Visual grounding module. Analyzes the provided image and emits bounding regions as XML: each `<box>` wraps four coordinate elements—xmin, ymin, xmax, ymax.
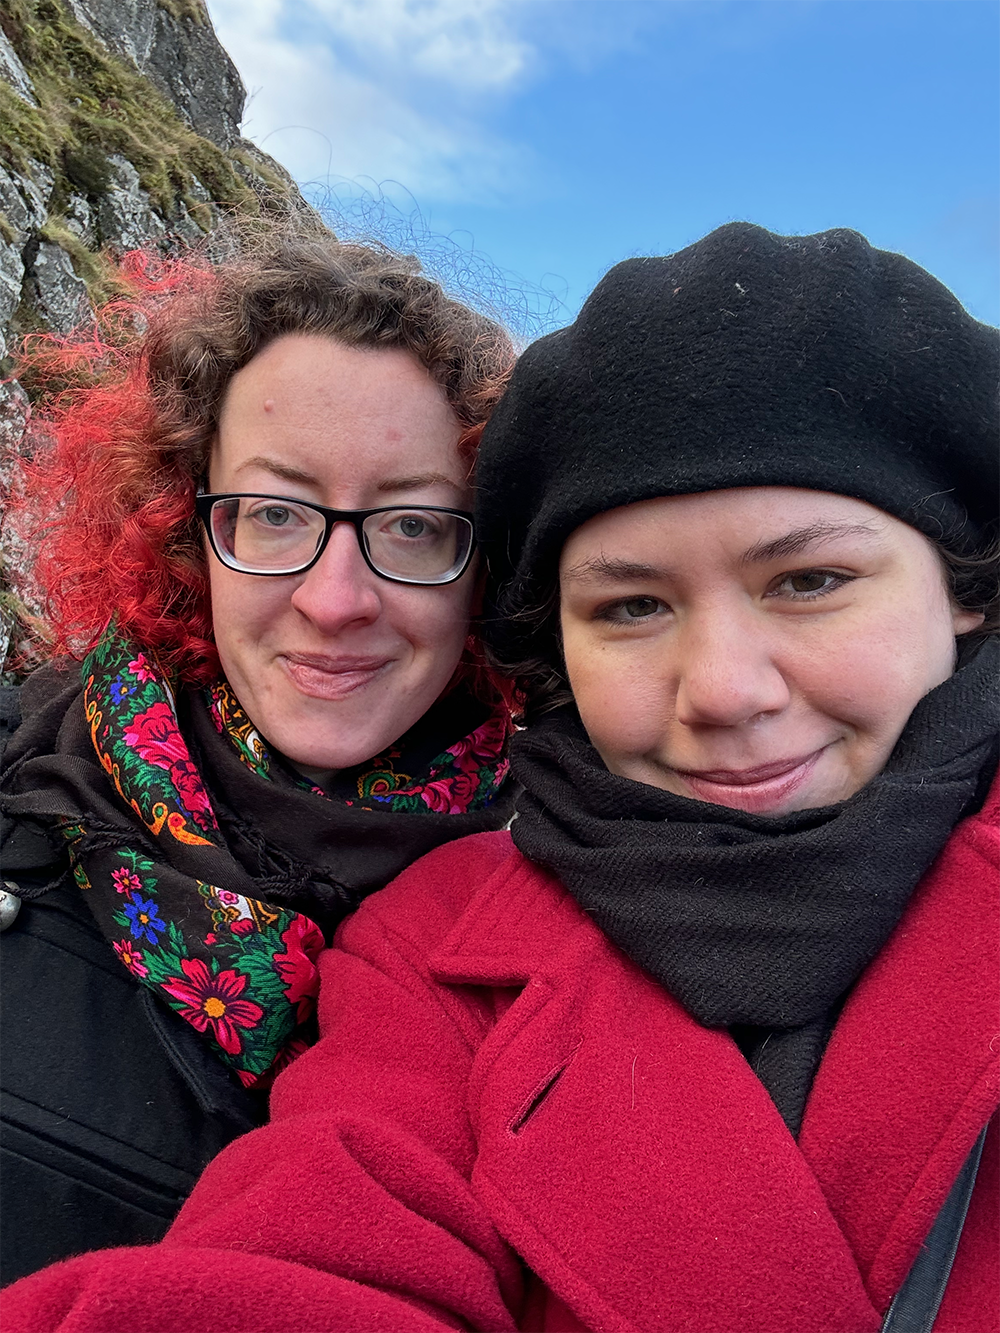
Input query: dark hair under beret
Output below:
<box><xmin>476</xmin><ymin>222</ymin><xmax>999</xmax><ymax>653</ymax></box>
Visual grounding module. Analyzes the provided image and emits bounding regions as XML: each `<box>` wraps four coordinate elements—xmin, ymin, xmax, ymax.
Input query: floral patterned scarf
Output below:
<box><xmin>12</xmin><ymin>629</ymin><xmax>511</xmax><ymax>1087</ymax></box>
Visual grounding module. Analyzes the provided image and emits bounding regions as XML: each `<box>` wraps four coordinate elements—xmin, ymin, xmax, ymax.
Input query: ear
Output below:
<box><xmin>951</xmin><ymin>605</ymin><xmax>985</xmax><ymax>637</ymax></box>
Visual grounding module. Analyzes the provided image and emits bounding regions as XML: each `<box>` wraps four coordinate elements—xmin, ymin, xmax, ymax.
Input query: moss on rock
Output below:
<box><xmin>155</xmin><ymin>0</ymin><xmax>208</xmax><ymax>25</ymax></box>
<box><xmin>0</xmin><ymin>0</ymin><xmax>255</xmax><ymax>221</ymax></box>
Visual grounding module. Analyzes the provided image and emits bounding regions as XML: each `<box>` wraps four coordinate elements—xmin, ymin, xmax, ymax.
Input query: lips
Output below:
<box><xmin>281</xmin><ymin>652</ymin><xmax>392</xmax><ymax>701</ymax></box>
<box><xmin>678</xmin><ymin>754</ymin><xmax>819</xmax><ymax>785</ymax></box>
<box><xmin>676</xmin><ymin>748</ymin><xmax>827</xmax><ymax>813</ymax></box>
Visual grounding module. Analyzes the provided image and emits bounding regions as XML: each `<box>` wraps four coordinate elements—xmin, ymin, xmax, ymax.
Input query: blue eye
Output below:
<box><xmin>398</xmin><ymin>515</ymin><xmax>428</xmax><ymax>538</ymax></box>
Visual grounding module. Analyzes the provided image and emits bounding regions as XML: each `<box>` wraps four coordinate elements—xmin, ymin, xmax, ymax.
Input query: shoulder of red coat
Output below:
<box><xmin>336</xmin><ymin>829</ymin><xmax>519</xmax><ymax>951</ymax></box>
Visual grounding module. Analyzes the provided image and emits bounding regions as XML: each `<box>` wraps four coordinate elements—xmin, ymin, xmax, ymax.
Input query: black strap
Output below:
<box><xmin>880</xmin><ymin>1125</ymin><xmax>988</xmax><ymax>1333</ymax></box>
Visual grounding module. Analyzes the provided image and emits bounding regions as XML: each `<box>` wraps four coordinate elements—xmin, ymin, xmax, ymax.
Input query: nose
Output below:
<box><xmin>289</xmin><ymin>522</ymin><xmax>383</xmax><ymax>631</ymax></box>
<box><xmin>673</xmin><ymin>606</ymin><xmax>790</xmax><ymax>728</ymax></box>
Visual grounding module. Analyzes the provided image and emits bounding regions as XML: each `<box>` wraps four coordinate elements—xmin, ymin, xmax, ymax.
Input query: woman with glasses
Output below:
<box><xmin>0</xmin><ymin>236</ymin><xmax>515</xmax><ymax>1283</ymax></box>
<box><xmin>5</xmin><ymin>223</ymin><xmax>995</xmax><ymax>1333</ymax></box>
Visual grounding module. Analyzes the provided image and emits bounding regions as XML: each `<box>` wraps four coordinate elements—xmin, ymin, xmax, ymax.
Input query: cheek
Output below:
<box><xmin>795</xmin><ymin>594</ymin><xmax>958</xmax><ymax>740</ymax></box>
<box><xmin>563</xmin><ymin>631</ymin><xmax>668</xmax><ymax>755</ymax></box>
<box><xmin>389</xmin><ymin>580</ymin><xmax>476</xmax><ymax>665</ymax></box>
<box><xmin>208</xmin><ymin>565</ymin><xmax>284</xmax><ymax>661</ymax></box>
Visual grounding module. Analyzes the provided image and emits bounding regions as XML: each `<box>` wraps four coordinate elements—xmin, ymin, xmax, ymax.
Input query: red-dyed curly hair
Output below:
<box><xmin>9</xmin><ymin>238</ymin><xmax>516</xmax><ymax>687</ymax></box>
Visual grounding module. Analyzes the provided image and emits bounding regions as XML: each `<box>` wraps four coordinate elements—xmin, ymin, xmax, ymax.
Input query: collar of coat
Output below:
<box><xmin>421</xmin><ymin>777</ymin><xmax>999</xmax><ymax>1332</ymax></box>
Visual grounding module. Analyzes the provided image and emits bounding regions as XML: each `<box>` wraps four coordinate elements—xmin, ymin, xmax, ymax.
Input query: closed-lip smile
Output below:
<box><xmin>674</xmin><ymin>748</ymin><xmax>829</xmax><ymax>813</ymax></box>
<box><xmin>281</xmin><ymin>652</ymin><xmax>393</xmax><ymax>700</ymax></box>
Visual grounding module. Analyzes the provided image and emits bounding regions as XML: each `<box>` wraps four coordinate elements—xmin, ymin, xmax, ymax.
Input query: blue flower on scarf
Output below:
<box><xmin>124</xmin><ymin>894</ymin><xmax>166</xmax><ymax>946</ymax></box>
<box><xmin>109</xmin><ymin>676</ymin><xmax>131</xmax><ymax>705</ymax></box>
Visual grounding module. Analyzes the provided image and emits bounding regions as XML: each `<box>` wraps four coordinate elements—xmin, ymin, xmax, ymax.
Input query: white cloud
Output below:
<box><xmin>206</xmin><ymin>0</ymin><xmax>533</xmax><ymax>202</ymax></box>
<box><xmin>306</xmin><ymin>0</ymin><xmax>531</xmax><ymax>90</ymax></box>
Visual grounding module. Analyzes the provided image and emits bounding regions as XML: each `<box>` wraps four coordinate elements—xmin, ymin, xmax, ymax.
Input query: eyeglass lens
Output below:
<box><xmin>208</xmin><ymin>497</ymin><xmax>473</xmax><ymax>583</ymax></box>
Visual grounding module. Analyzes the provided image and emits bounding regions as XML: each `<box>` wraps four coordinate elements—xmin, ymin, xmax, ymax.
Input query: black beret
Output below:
<box><xmin>476</xmin><ymin>222</ymin><xmax>998</xmax><ymax>630</ymax></box>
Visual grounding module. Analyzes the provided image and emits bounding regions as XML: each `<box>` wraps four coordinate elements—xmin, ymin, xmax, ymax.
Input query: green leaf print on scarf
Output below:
<box><xmin>64</xmin><ymin>630</ymin><xmax>324</xmax><ymax>1087</ymax></box>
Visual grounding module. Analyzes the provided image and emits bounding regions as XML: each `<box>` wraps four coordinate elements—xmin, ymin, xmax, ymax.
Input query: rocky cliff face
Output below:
<box><xmin>0</xmin><ymin>0</ymin><xmax>325</xmax><ymax>674</ymax></box>
<box><xmin>60</xmin><ymin>0</ymin><xmax>245</xmax><ymax>150</ymax></box>
<box><xmin>0</xmin><ymin>0</ymin><xmax>322</xmax><ymax>346</ymax></box>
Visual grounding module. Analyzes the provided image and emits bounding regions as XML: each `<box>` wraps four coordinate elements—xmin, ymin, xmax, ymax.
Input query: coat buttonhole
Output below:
<box><xmin>510</xmin><ymin>1063</ymin><xmax>569</xmax><ymax>1135</ymax></box>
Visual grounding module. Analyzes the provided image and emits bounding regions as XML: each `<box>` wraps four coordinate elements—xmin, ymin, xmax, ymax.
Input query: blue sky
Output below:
<box><xmin>205</xmin><ymin>0</ymin><xmax>998</xmax><ymax>340</ymax></box>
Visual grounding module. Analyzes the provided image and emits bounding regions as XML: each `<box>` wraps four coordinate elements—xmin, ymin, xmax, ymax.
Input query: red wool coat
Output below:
<box><xmin>4</xmin><ymin>782</ymin><xmax>998</xmax><ymax>1333</ymax></box>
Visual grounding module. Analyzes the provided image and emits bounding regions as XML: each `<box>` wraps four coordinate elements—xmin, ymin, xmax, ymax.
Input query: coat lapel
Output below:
<box><xmin>431</xmin><ymin>854</ymin><xmax>882</xmax><ymax>1333</ymax></box>
<box><xmin>799</xmin><ymin>784</ymin><xmax>1000</xmax><ymax>1310</ymax></box>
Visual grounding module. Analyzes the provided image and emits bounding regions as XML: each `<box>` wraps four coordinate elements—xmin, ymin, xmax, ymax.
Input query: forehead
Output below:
<box><xmin>568</xmin><ymin>487</ymin><xmax>890</xmax><ymax>543</ymax></box>
<box><xmin>214</xmin><ymin>333</ymin><xmax>464</xmax><ymax>484</ymax></box>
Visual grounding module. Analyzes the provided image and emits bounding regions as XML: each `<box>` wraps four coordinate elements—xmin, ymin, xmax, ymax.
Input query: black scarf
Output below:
<box><xmin>511</xmin><ymin>642</ymin><xmax>998</xmax><ymax>1127</ymax></box>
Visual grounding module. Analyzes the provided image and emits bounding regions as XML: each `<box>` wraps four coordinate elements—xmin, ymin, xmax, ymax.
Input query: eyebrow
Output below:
<box><xmin>562</xmin><ymin>520</ymin><xmax>885</xmax><ymax>586</ymax></box>
<box><xmin>375</xmin><ymin>473</ymin><xmax>462</xmax><ymax>494</ymax></box>
<box><xmin>739</xmin><ymin>521</ymin><xmax>884</xmax><ymax>566</ymax></box>
<box><xmin>233</xmin><ymin>457</ymin><xmax>318</xmax><ymax>485</ymax></box>
<box><xmin>230</xmin><ymin>459</ymin><xmax>461</xmax><ymax>494</ymax></box>
<box><xmin>562</xmin><ymin>556</ymin><xmax>667</xmax><ymax>585</ymax></box>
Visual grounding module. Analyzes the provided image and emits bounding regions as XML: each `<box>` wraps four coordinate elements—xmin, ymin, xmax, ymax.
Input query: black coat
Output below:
<box><xmin>0</xmin><ymin>887</ymin><xmax>265</xmax><ymax>1285</ymax></box>
<box><xmin>1</xmin><ymin>687</ymin><xmax>264</xmax><ymax>1285</ymax></box>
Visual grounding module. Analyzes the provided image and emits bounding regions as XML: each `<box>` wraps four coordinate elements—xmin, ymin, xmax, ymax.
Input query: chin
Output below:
<box><xmin>292</xmin><ymin>708</ymin><xmax>424</xmax><ymax>769</ymax></box>
<box><xmin>286</xmin><ymin>737</ymin><xmax>385</xmax><ymax>774</ymax></box>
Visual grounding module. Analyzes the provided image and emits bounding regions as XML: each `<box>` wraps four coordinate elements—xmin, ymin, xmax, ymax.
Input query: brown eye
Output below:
<box><xmin>787</xmin><ymin>571</ymin><xmax>833</xmax><ymax>594</ymax></box>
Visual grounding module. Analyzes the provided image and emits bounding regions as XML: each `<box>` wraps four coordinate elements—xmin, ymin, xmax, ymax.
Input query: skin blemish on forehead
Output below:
<box><xmin>263</xmin><ymin>399</ymin><xmax>275</xmax><ymax>413</ymax></box>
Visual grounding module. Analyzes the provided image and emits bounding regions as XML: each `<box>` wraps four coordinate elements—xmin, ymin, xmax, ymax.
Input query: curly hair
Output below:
<box><xmin>8</xmin><ymin>237</ymin><xmax>516</xmax><ymax>685</ymax></box>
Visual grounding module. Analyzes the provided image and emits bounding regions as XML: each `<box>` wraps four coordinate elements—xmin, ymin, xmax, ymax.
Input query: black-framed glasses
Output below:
<box><xmin>195</xmin><ymin>494</ymin><xmax>476</xmax><ymax>586</ymax></box>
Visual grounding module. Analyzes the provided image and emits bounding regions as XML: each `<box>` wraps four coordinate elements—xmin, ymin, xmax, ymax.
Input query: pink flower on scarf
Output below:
<box><xmin>113</xmin><ymin>938</ymin><xmax>149</xmax><ymax>977</ymax></box>
<box><xmin>123</xmin><ymin>702</ymin><xmax>215</xmax><ymax>829</ymax></box>
<box><xmin>418</xmin><ymin>770</ymin><xmax>479</xmax><ymax>814</ymax></box>
<box><xmin>273</xmin><ymin>914</ymin><xmax>324</xmax><ymax>1023</ymax></box>
<box><xmin>160</xmin><ymin>959</ymin><xmax>263</xmax><ymax>1055</ymax></box>
<box><xmin>112</xmin><ymin>866</ymin><xmax>142</xmax><ymax>896</ymax></box>
<box><xmin>127</xmin><ymin>653</ymin><xmax>156</xmax><ymax>683</ymax></box>
<box><xmin>446</xmin><ymin>715</ymin><xmax>509</xmax><ymax>776</ymax></box>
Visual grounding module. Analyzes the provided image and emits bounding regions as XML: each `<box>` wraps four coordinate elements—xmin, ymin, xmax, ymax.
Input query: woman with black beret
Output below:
<box><xmin>4</xmin><ymin>223</ymin><xmax>996</xmax><ymax>1333</ymax></box>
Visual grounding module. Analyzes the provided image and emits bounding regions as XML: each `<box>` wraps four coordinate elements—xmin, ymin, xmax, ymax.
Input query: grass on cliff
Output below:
<box><xmin>37</xmin><ymin>216</ymin><xmax>128</xmax><ymax>307</ymax></box>
<box><xmin>155</xmin><ymin>0</ymin><xmax>208</xmax><ymax>25</ymax></box>
<box><xmin>0</xmin><ymin>0</ymin><xmax>256</xmax><ymax>229</ymax></box>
